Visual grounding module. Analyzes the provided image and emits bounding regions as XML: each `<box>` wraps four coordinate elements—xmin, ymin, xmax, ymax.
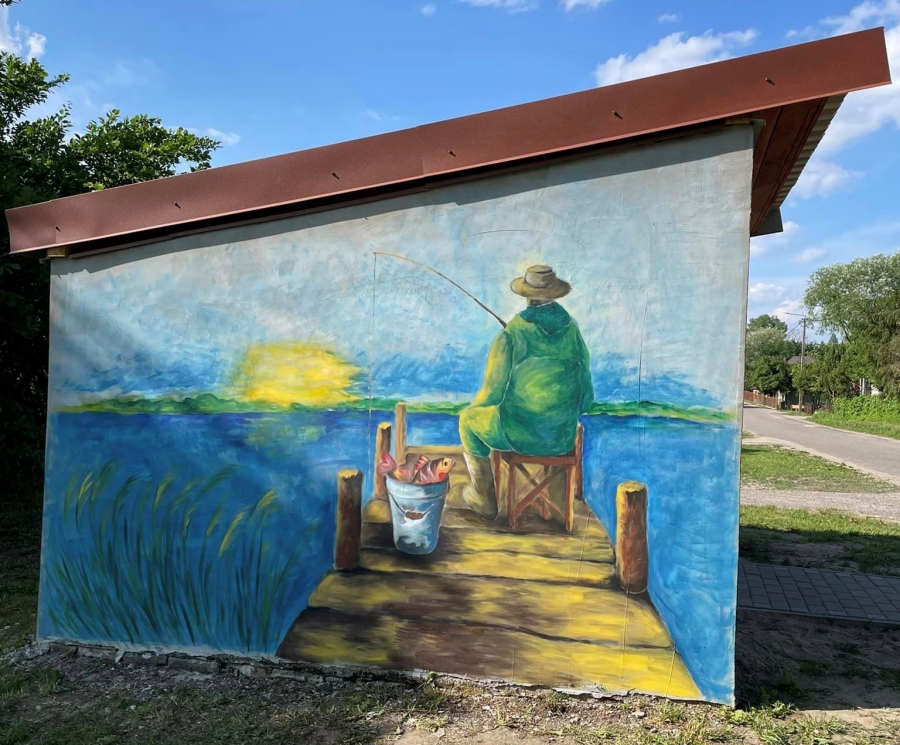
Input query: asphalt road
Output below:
<box><xmin>742</xmin><ymin>405</ymin><xmax>900</xmax><ymax>484</ymax></box>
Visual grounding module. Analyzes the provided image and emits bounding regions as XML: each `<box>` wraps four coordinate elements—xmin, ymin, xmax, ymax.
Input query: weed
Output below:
<box><xmin>543</xmin><ymin>689</ymin><xmax>569</xmax><ymax>714</ymax></box>
<box><xmin>417</xmin><ymin>714</ymin><xmax>449</xmax><ymax>732</ymax></box>
<box><xmin>559</xmin><ymin>723</ymin><xmax>619</xmax><ymax>743</ymax></box>
<box><xmin>657</xmin><ymin>700</ymin><xmax>687</xmax><ymax>724</ymax></box>
<box><xmin>0</xmin><ymin>721</ymin><xmax>30</xmax><ymax>745</ymax></box>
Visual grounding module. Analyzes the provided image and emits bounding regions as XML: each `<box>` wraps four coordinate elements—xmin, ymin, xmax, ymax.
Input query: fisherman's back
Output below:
<box><xmin>498</xmin><ymin>302</ymin><xmax>592</xmax><ymax>456</ymax></box>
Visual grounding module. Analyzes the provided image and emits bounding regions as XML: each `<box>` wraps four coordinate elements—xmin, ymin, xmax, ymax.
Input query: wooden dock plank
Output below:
<box><xmin>277</xmin><ymin>608</ymin><xmax>701</xmax><ymax>700</ymax></box>
<box><xmin>362</xmin><ymin>519</ymin><xmax>613</xmax><ymax>563</ymax></box>
<box><xmin>360</xmin><ymin>547</ymin><xmax>615</xmax><ymax>586</ymax></box>
<box><xmin>308</xmin><ymin>571</ymin><xmax>673</xmax><ymax>648</ymax></box>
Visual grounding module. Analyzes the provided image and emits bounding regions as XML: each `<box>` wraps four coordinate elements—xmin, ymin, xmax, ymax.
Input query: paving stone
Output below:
<box><xmin>738</xmin><ymin>561</ymin><xmax>900</xmax><ymax>624</ymax></box>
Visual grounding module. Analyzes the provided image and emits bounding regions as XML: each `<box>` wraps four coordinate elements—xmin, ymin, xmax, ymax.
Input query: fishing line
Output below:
<box><xmin>373</xmin><ymin>251</ymin><xmax>507</xmax><ymax>328</ymax></box>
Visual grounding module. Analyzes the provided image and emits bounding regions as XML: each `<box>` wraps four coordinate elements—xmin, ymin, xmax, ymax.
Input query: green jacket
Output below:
<box><xmin>472</xmin><ymin>302</ymin><xmax>594</xmax><ymax>455</ymax></box>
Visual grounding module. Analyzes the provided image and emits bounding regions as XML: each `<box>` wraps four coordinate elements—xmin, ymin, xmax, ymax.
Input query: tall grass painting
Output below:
<box><xmin>41</xmin><ymin>458</ymin><xmax>329</xmax><ymax>655</ymax></box>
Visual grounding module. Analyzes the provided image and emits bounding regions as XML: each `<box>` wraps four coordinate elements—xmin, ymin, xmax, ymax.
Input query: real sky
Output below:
<box><xmin>3</xmin><ymin>0</ymin><xmax>899</xmax><ymax>342</ymax></box>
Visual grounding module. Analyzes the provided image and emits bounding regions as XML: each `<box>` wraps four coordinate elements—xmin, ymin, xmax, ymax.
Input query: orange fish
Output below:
<box><xmin>412</xmin><ymin>456</ymin><xmax>455</xmax><ymax>485</ymax></box>
<box><xmin>377</xmin><ymin>452</ymin><xmax>418</xmax><ymax>482</ymax></box>
<box><xmin>377</xmin><ymin>453</ymin><xmax>455</xmax><ymax>484</ymax></box>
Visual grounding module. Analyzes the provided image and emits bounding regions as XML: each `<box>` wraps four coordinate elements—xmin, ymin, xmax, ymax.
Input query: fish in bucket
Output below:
<box><xmin>378</xmin><ymin>454</ymin><xmax>455</xmax><ymax>555</ymax></box>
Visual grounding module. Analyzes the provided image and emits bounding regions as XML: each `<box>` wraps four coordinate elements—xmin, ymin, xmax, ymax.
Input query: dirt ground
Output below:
<box><xmin>3</xmin><ymin>610</ymin><xmax>900</xmax><ymax>744</ymax></box>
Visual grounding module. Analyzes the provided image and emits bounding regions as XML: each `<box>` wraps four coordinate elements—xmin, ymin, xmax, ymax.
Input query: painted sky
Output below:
<box><xmin>49</xmin><ymin>128</ymin><xmax>751</xmax><ymax>412</ymax></box>
<box><xmin>5</xmin><ymin>0</ymin><xmax>899</xmax><ymax>345</ymax></box>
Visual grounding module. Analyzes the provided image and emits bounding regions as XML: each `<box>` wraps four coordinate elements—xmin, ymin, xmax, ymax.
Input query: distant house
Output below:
<box><xmin>788</xmin><ymin>355</ymin><xmax>815</xmax><ymax>366</ymax></box>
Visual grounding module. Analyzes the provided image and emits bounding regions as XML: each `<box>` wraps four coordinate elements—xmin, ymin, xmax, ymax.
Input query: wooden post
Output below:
<box><xmin>335</xmin><ymin>469</ymin><xmax>363</xmax><ymax>570</ymax></box>
<box><xmin>615</xmin><ymin>481</ymin><xmax>648</xmax><ymax>594</ymax></box>
<box><xmin>373</xmin><ymin>422</ymin><xmax>391</xmax><ymax>500</ymax></box>
<box><xmin>394</xmin><ymin>402</ymin><xmax>407</xmax><ymax>465</ymax></box>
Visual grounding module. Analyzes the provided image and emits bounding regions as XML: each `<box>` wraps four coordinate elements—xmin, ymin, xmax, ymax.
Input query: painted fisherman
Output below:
<box><xmin>455</xmin><ymin>265</ymin><xmax>594</xmax><ymax>519</ymax></box>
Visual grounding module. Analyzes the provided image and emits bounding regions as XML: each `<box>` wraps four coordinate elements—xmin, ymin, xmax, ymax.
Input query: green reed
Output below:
<box><xmin>44</xmin><ymin>462</ymin><xmax>318</xmax><ymax>653</ymax></box>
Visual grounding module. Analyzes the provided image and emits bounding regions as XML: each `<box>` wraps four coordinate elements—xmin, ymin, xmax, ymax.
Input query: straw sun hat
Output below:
<box><xmin>510</xmin><ymin>265</ymin><xmax>571</xmax><ymax>300</ymax></box>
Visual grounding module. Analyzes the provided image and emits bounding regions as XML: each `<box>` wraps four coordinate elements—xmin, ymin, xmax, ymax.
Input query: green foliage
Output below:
<box><xmin>0</xmin><ymin>51</ymin><xmax>220</xmax><ymax>503</ymax></box>
<box><xmin>804</xmin><ymin>252</ymin><xmax>900</xmax><ymax>396</ymax></box>
<box><xmin>747</xmin><ymin>314</ymin><xmax>788</xmax><ymax>333</ymax></box>
<box><xmin>809</xmin><ymin>412</ymin><xmax>900</xmax><ymax>440</ymax></box>
<box><xmin>791</xmin><ymin>342</ymin><xmax>853</xmax><ymax>404</ymax></box>
<box><xmin>743</xmin><ymin>320</ymin><xmax>799</xmax><ymax>395</ymax></box>
<box><xmin>831</xmin><ymin>395</ymin><xmax>900</xmax><ymax>422</ymax></box>
<box><xmin>746</xmin><ymin>357</ymin><xmax>793</xmax><ymax>396</ymax></box>
<box><xmin>69</xmin><ymin>110</ymin><xmax>217</xmax><ymax>190</ymax></box>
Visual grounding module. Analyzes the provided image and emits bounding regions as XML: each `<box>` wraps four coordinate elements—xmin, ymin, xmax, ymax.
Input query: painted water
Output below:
<box><xmin>41</xmin><ymin>411</ymin><xmax>737</xmax><ymax>698</ymax></box>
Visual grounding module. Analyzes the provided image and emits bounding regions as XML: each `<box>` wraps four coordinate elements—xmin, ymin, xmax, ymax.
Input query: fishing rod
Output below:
<box><xmin>373</xmin><ymin>251</ymin><xmax>507</xmax><ymax>328</ymax></box>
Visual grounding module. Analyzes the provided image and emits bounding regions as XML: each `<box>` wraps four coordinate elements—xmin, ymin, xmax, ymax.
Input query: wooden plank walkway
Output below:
<box><xmin>277</xmin><ymin>441</ymin><xmax>701</xmax><ymax>699</ymax></box>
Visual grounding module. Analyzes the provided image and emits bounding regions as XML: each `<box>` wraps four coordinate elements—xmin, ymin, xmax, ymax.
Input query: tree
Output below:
<box><xmin>747</xmin><ymin>314</ymin><xmax>788</xmax><ymax>334</ymax></box>
<box><xmin>0</xmin><ymin>51</ymin><xmax>220</xmax><ymax>500</ymax></box>
<box><xmin>792</xmin><ymin>342</ymin><xmax>854</xmax><ymax>404</ymax></box>
<box><xmin>747</xmin><ymin>357</ymin><xmax>793</xmax><ymax>396</ymax></box>
<box><xmin>804</xmin><ymin>252</ymin><xmax>900</xmax><ymax>396</ymax></box>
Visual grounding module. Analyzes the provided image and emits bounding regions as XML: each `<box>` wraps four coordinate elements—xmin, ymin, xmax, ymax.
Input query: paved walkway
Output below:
<box><xmin>738</xmin><ymin>560</ymin><xmax>900</xmax><ymax>623</ymax></box>
<box><xmin>742</xmin><ymin>405</ymin><xmax>900</xmax><ymax>485</ymax></box>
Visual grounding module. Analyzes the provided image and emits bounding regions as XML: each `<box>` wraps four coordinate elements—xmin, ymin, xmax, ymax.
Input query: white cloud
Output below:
<box><xmin>657</xmin><ymin>13</ymin><xmax>680</xmax><ymax>23</ymax></box>
<box><xmin>772</xmin><ymin>298</ymin><xmax>804</xmax><ymax>323</ymax></box>
<box><xmin>594</xmin><ymin>29</ymin><xmax>757</xmax><ymax>86</ymax></box>
<box><xmin>820</xmin><ymin>0</ymin><xmax>900</xmax><ymax>35</ymax></box>
<box><xmin>0</xmin><ymin>8</ymin><xmax>46</xmax><ymax>60</ymax></box>
<box><xmin>748</xmin><ymin>282</ymin><xmax>787</xmax><ymax>302</ymax></box>
<box><xmin>799</xmin><ymin>2</ymin><xmax>900</xmax><ymax>154</ymax></box>
<box><xmin>205</xmin><ymin>128</ymin><xmax>240</xmax><ymax>147</ymax></box>
<box><xmin>792</xmin><ymin>158</ymin><xmax>860</xmax><ymax>198</ymax></box>
<box><xmin>750</xmin><ymin>220</ymin><xmax>800</xmax><ymax>258</ymax></box>
<box><xmin>421</xmin><ymin>3</ymin><xmax>437</xmax><ymax>15</ymax></box>
<box><xmin>791</xmin><ymin>248</ymin><xmax>828</xmax><ymax>264</ymax></box>
<box><xmin>459</xmin><ymin>0</ymin><xmax>538</xmax><ymax>12</ymax></box>
<box><xmin>562</xmin><ymin>0</ymin><xmax>611</xmax><ymax>9</ymax></box>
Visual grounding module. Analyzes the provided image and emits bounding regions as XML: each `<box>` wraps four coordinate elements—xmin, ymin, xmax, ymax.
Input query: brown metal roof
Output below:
<box><xmin>6</xmin><ymin>28</ymin><xmax>891</xmax><ymax>258</ymax></box>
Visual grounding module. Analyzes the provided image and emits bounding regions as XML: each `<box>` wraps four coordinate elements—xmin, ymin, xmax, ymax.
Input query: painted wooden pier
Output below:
<box><xmin>277</xmin><ymin>406</ymin><xmax>701</xmax><ymax>699</ymax></box>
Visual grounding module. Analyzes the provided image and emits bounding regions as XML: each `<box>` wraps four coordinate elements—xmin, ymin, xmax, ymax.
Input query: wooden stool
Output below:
<box><xmin>492</xmin><ymin>424</ymin><xmax>583</xmax><ymax>532</ymax></box>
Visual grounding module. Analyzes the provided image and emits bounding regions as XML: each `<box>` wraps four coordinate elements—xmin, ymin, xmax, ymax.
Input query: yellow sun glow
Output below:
<box><xmin>230</xmin><ymin>343</ymin><xmax>359</xmax><ymax>408</ymax></box>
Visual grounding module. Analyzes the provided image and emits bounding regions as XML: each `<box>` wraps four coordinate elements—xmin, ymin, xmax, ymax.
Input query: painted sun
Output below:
<box><xmin>230</xmin><ymin>342</ymin><xmax>360</xmax><ymax>408</ymax></box>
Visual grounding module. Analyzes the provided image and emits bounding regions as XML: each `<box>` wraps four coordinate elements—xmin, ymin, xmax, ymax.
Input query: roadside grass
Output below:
<box><xmin>740</xmin><ymin>505</ymin><xmax>900</xmax><ymax>574</ymax></box>
<box><xmin>740</xmin><ymin>444</ymin><xmax>895</xmax><ymax>492</ymax></box>
<box><xmin>809</xmin><ymin>412</ymin><xmax>900</xmax><ymax>441</ymax></box>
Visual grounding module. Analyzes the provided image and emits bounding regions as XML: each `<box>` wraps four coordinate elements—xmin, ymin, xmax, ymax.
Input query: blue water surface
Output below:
<box><xmin>41</xmin><ymin>410</ymin><xmax>737</xmax><ymax>701</ymax></box>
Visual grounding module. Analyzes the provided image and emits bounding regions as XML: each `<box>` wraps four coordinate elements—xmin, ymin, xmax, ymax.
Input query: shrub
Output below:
<box><xmin>832</xmin><ymin>396</ymin><xmax>900</xmax><ymax>423</ymax></box>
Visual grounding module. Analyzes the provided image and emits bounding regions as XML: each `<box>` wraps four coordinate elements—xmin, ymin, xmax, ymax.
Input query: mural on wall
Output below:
<box><xmin>40</xmin><ymin>126</ymin><xmax>752</xmax><ymax>704</ymax></box>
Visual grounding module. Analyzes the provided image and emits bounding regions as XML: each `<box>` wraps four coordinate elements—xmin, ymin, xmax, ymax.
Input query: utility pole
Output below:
<box><xmin>784</xmin><ymin>311</ymin><xmax>809</xmax><ymax>412</ymax></box>
<box><xmin>800</xmin><ymin>317</ymin><xmax>807</xmax><ymax>369</ymax></box>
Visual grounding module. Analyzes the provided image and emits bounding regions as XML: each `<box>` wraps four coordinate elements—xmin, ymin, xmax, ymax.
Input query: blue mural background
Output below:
<box><xmin>41</xmin><ymin>126</ymin><xmax>752</xmax><ymax>703</ymax></box>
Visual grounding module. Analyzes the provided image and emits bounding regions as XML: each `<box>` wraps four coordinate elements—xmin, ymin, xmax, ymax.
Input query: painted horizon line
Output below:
<box><xmin>57</xmin><ymin>393</ymin><xmax>736</xmax><ymax>424</ymax></box>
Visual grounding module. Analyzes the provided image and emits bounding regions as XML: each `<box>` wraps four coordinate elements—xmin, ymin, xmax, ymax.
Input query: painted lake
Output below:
<box><xmin>41</xmin><ymin>409</ymin><xmax>738</xmax><ymax>698</ymax></box>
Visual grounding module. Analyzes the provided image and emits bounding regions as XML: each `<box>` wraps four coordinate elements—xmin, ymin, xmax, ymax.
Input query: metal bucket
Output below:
<box><xmin>385</xmin><ymin>477</ymin><xmax>448</xmax><ymax>555</ymax></box>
